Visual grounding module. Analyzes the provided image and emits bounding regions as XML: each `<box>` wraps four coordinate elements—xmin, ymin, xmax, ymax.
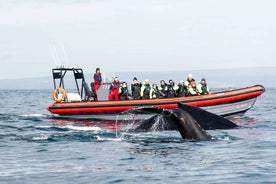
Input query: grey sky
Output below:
<box><xmin>1</xmin><ymin>0</ymin><xmax>276</xmax><ymax>79</ymax></box>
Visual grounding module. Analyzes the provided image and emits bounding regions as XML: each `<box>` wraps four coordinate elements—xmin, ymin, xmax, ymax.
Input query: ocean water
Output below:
<box><xmin>0</xmin><ymin>88</ymin><xmax>275</xmax><ymax>184</ymax></box>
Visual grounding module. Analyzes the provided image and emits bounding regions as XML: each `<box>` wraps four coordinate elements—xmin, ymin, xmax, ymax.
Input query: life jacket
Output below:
<box><xmin>177</xmin><ymin>84</ymin><xmax>186</xmax><ymax>97</ymax></box>
<box><xmin>119</xmin><ymin>87</ymin><xmax>129</xmax><ymax>100</ymax></box>
<box><xmin>159</xmin><ymin>84</ymin><xmax>167</xmax><ymax>97</ymax></box>
<box><xmin>94</xmin><ymin>73</ymin><xmax>102</xmax><ymax>85</ymax></box>
<box><xmin>151</xmin><ymin>86</ymin><xmax>159</xmax><ymax>98</ymax></box>
<box><xmin>131</xmin><ymin>83</ymin><xmax>141</xmax><ymax>99</ymax></box>
<box><xmin>187</xmin><ymin>82</ymin><xmax>198</xmax><ymax>96</ymax></box>
<box><xmin>197</xmin><ymin>83</ymin><xmax>209</xmax><ymax>95</ymax></box>
<box><xmin>142</xmin><ymin>84</ymin><xmax>151</xmax><ymax>99</ymax></box>
<box><xmin>110</xmin><ymin>81</ymin><xmax>120</xmax><ymax>91</ymax></box>
<box><xmin>167</xmin><ymin>84</ymin><xmax>175</xmax><ymax>98</ymax></box>
<box><xmin>202</xmin><ymin>84</ymin><xmax>208</xmax><ymax>93</ymax></box>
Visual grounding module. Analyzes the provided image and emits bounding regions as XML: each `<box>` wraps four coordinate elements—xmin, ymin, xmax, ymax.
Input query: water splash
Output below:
<box><xmin>65</xmin><ymin>125</ymin><xmax>101</xmax><ymax>131</ymax></box>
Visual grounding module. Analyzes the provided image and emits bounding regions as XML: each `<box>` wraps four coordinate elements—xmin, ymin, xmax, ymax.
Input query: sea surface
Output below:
<box><xmin>0</xmin><ymin>88</ymin><xmax>275</xmax><ymax>184</ymax></box>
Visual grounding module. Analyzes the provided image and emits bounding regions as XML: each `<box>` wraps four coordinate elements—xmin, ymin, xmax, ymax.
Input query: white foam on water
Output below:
<box><xmin>32</xmin><ymin>135</ymin><xmax>49</xmax><ymax>140</ymax></box>
<box><xmin>95</xmin><ymin>135</ymin><xmax>123</xmax><ymax>142</ymax></box>
<box><xmin>36</xmin><ymin>125</ymin><xmax>52</xmax><ymax>129</ymax></box>
<box><xmin>20</xmin><ymin>114</ymin><xmax>45</xmax><ymax>117</ymax></box>
<box><xmin>65</xmin><ymin>125</ymin><xmax>101</xmax><ymax>131</ymax></box>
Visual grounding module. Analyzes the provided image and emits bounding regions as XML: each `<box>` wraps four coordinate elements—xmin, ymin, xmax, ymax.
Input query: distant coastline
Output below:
<box><xmin>0</xmin><ymin>67</ymin><xmax>275</xmax><ymax>89</ymax></box>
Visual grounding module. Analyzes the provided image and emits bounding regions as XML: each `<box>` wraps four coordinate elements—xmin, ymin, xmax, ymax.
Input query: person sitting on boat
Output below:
<box><xmin>197</xmin><ymin>78</ymin><xmax>209</xmax><ymax>95</ymax></box>
<box><xmin>131</xmin><ymin>77</ymin><xmax>142</xmax><ymax>100</ymax></box>
<box><xmin>184</xmin><ymin>73</ymin><xmax>194</xmax><ymax>91</ymax></box>
<box><xmin>187</xmin><ymin>78</ymin><xmax>199</xmax><ymax>96</ymax></box>
<box><xmin>119</xmin><ymin>81</ymin><xmax>130</xmax><ymax>100</ymax></box>
<box><xmin>158</xmin><ymin>80</ymin><xmax>168</xmax><ymax>98</ymax></box>
<box><xmin>177</xmin><ymin>80</ymin><xmax>187</xmax><ymax>97</ymax></box>
<box><xmin>140</xmin><ymin>79</ymin><xmax>152</xmax><ymax>99</ymax></box>
<box><xmin>167</xmin><ymin>79</ymin><xmax>178</xmax><ymax>98</ymax></box>
<box><xmin>108</xmin><ymin>77</ymin><xmax>120</xmax><ymax>101</ymax></box>
<box><xmin>93</xmin><ymin>67</ymin><xmax>102</xmax><ymax>101</ymax></box>
<box><xmin>150</xmin><ymin>82</ymin><xmax>159</xmax><ymax>99</ymax></box>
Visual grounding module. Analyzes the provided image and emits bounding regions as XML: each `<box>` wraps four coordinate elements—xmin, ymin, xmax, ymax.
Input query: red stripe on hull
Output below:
<box><xmin>47</xmin><ymin>85</ymin><xmax>264</xmax><ymax>115</ymax></box>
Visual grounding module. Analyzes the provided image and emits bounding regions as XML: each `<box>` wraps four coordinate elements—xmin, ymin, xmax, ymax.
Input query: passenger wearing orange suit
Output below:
<box><xmin>108</xmin><ymin>77</ymin><xmax>120</xmax><ymax>101</ymax></box>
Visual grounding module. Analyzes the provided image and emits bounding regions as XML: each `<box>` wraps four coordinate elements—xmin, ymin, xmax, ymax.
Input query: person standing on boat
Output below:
<box><xmin>140</xmin><ymin>79</ymin><xmax>152</xmax><ymax>99</ymax></box>
<box><xmin>108</xmin><ymin>77</ymin><xmax>120</xmax><ymax>101</ymax></box>
<box><xmin>197</xmin><ymin>78</ymin><xmax>209</xmax><ymax>95</ymax></box>
<box><xmin>119</xmin><ymin>81</ymin><xmax>130</xmax><ymax>100</ymax></box>
<box><xmin>131</xmin><ymin>77</ymin><xmax>142</xmax><ymax>100</ymax></box>
<box><xmin>158</xmin><ymin>80</ymin><xmax>168</xmax><ymax>98</ymax></box>
<box><xmin>93</xmin><ymin>67</ymin><xmax>102</xmax><ymax>101</ymax></box>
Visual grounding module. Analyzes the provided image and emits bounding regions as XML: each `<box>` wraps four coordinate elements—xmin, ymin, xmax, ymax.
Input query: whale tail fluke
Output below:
<box><xmin>170</xmin><ymin>109</ymin><xmax>212</xmax><ymax>141</ymax></box>
<box><xmin>129</xmin><ymin>102</ymin><xmax>238</xmax><ymax>141</ymax></box>
<box><xmin>135</xmin><ymin>115</ymin><xmax>177</xmax><ymax>131</ymax></box>
<box><xmin>177</xmin><ymin>103</ymin><xmax>238</xmax><ymax>130</ymax></box>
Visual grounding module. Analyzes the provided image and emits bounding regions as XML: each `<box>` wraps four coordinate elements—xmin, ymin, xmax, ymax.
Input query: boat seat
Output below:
<box><xmin>66</xmin><ymin>93</ymin><xmax>82</xmax><ymax>102</ymax></box>
<box><xmin>83</xmin><ymin>82</ymin><xmax>95</xmax><ymax>101</ymax></box>
<box><xmin>97</xmin><ymin>84</ymin><xmax>110</xmax><ymax>101</ymax></box>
